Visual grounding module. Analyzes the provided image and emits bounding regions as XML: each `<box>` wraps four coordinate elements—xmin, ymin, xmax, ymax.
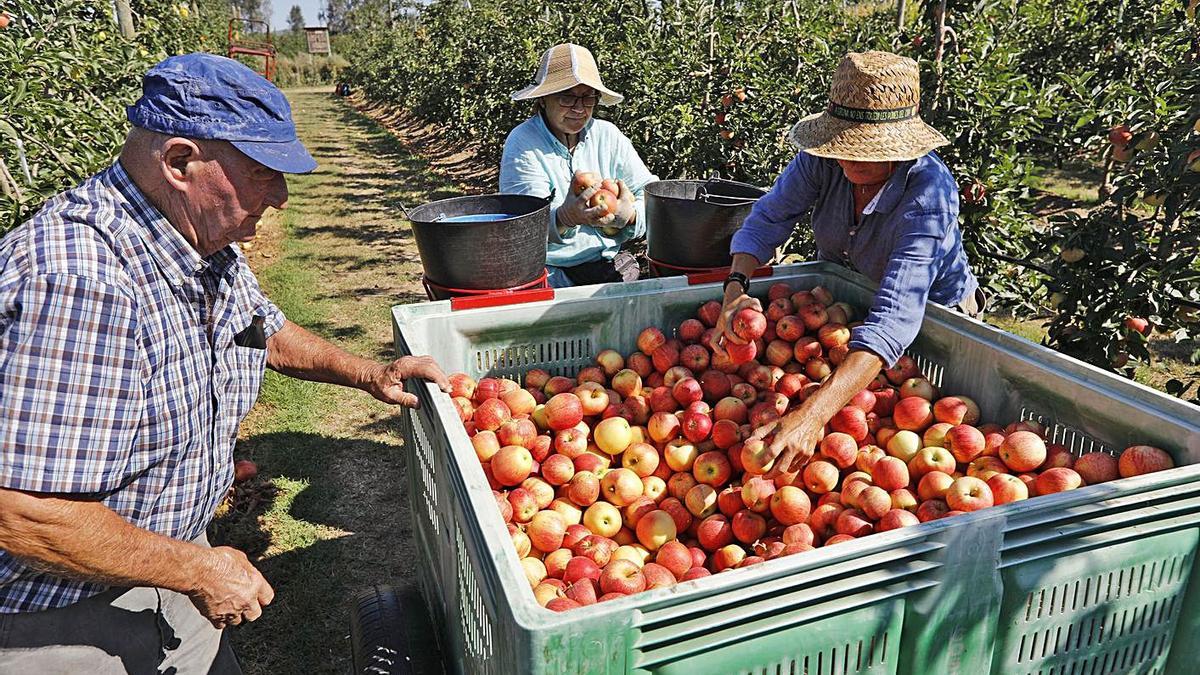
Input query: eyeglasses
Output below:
<box><xmin>555</xmin><ymin>93</ymin><xmax>600</xmax><ymax>109</ymax></box>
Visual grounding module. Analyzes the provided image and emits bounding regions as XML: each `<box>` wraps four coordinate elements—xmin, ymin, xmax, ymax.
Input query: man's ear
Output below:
<box><xmin>160</xmin><ymin>137</ymin><xmax>203</xmax><ymax>190</ymax></box>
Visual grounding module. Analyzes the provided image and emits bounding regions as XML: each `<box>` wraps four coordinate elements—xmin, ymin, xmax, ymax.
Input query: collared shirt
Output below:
<box><xmin>731</xmin><ymin>151</ymin><xmax>978</xmax><ymax>367</ymax></box>
<box><xmin>499</xmin><ymin>113</ymin><xmax>659</xmax><ymax>267</ymax></box>
<box><xmin>0</xmin><ymin>162</ymin><xmax>285</xmax><ymax>613</ymax></box>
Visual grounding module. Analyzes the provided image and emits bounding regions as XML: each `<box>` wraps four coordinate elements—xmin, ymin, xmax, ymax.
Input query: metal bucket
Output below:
<box><xmin>407</xmin><ymin>193</ymin><xmax>550</xmax><ymax>290</ymax></box>
<box><xmin>645</xmin><ymin>178</ymin><xmax>765</xmax><ymax>269</ymax></box>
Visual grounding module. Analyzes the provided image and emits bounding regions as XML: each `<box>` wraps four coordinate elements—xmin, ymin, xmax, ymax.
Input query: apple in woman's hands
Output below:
<box><xmin>571</xmin><ymin>171</ymin><xmax>600</xmax><ymax>196</ymax></box>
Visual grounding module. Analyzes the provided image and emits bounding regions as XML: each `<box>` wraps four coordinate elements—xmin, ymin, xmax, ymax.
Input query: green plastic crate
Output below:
<box><xmin>390</xmin><ymin>262</ymin><xmax>1200</xmax><ymax>674</ymax></box>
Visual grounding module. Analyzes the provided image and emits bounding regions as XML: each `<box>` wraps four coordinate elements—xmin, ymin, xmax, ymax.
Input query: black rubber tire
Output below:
<box><xmin>349</xmin><ymin>585</ymin><xmax>443</xmax><ymax>675</ymax></box>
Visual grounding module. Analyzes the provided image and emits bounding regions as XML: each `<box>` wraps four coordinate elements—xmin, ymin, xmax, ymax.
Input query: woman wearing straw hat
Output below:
<box><xmin>500</xmin><ymin>43</ymin><xmax>658</xmax><ymax>288</ymax></box>
<box><xmin>715</xmin><ymin>50</ymin><xmax>983</xmax><ymax>477</ymax></box>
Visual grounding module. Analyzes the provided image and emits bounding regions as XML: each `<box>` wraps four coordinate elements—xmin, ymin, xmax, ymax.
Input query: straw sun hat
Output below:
<box><xmin>511</xmin><ymin>43</ymin><xmax>623</xmax><ymax>106</ymax></box>
<box><xmin>789</xmin><ymin>50</ymin><xmax>948</xmax><ymax>162</ymax></box>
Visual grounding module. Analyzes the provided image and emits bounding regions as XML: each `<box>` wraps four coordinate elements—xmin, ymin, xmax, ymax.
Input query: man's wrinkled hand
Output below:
<box><xmin>190</xmin><ymin>546</ymin><xmax>275</xmax><ymax>629</ymax></box>
<box><xmin>367</xmin><ymin>355</ymin><xmax>450</xmax><ymax>408</ymax></box>
<box><xmin>751</xmin><ymin>408</ymin><xmax>823</xmax><ymax>479</ymax></box>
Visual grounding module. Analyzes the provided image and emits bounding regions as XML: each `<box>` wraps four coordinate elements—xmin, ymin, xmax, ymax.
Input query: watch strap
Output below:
<box><xmin>723</xmin><ymin>271</ymin><xmax>750</xmax><ymax>295</ymax></box>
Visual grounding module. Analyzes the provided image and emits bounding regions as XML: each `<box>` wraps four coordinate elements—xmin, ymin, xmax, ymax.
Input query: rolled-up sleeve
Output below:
<box><xmin>848</xmin><ymin>205</ymin><xmax>953</xmax><ymax>367</ymax></box>
<box><xmin>730</xmin><ymin>153</ymin><xmax>821</xmax><ymax>263</ymax></box>
<box><xmin>0</xmin><ymin>274</ymin><xmax>146</xmax><ymax>495</ymax></box>
<box><xmin>500</xmin><ymin>142</ymin><xmax>576</xmax><ymax>245</ymax></box>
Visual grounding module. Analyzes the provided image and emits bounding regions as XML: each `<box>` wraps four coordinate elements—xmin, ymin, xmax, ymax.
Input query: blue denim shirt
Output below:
<box><xmin>500</xmin><ymin>113</ymin><xmax>658</xmax><ymax>267</ymax></box>
<box><xmin>731</xmin><ymin>151</ymin><xmax>978</xmax><ymax>367</ymax></box>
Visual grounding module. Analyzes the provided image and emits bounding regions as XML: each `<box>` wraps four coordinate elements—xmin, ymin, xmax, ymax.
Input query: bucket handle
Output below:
<box><xmin>698</xmin><ymin>178</ymin><xmax>761</xmax><ymax>207</ymax></box>
<box><xmin>411</xmin><ymin>191</ymin><xmax>555</xmax><ymax>222</ymax></box>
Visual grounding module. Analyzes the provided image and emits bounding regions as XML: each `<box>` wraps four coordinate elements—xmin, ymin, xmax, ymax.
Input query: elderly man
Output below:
<box><xmin>0</xmin><ymin>54</ymin><xmax>448</xmax><ymax>673</ymax></box>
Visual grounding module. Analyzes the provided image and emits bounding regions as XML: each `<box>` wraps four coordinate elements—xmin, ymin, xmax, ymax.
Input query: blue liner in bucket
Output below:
<box><xmin>438</xmin><ymin>214</ymin><xmax>520</xmax><ymax>223</ymax></box>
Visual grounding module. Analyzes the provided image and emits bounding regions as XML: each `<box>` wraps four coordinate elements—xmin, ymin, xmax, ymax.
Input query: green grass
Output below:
<box><xmin>1028</xmin><ymin>160</ymin><xmax>1104</xmax><ymax>208</ymax></box>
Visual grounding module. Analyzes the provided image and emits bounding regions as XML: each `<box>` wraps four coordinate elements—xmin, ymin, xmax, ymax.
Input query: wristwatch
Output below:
<box><xmin>723</xmin><ymin>271</ymin><xmax>750</xmax><ymax>296</ymax></box>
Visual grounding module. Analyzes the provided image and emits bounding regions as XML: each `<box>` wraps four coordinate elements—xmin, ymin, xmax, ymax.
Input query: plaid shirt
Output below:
<box><xmin>0</xmin><ymin>162</ymin><xmax>285</xmax><ymax>613</ymax></box>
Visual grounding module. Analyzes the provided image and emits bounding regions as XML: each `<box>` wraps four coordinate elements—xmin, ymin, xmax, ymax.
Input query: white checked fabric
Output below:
<box><xmin>0</xmin><ymin>161</ymin><xmax>285</xmax><ymax>612</ymax></box>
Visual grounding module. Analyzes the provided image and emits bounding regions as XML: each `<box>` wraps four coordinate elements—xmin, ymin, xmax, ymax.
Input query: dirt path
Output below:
<box><xmin>209</xmin><ymin>87</ymin><xmax>482</xmax><ymax>674</ymax></box>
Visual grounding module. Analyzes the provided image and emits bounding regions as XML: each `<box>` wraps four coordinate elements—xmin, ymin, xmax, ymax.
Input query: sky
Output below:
<box><xmin>271</xmin><ymin>0</ymin><xmax>325</xmax><ymax>30</ymax></box>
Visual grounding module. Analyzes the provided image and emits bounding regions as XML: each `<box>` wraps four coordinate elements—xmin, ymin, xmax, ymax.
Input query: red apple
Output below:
<box><xmin>492</xmin><ymin>445</ymin><xmax>534</xmax><ymax>486</ymax></box>
<box><xmin>829</xmin><ymin>406</ymin><xmax>869</xmax><ymax>441</ymax></box>
<box><xmin>967</xmin><ymin>456</ymin><xmax>1009</xmax><ymax>482</ymax></box>
<box><xmin>988</xmin><ymin>473</ymin><xmax>1029</xmax><ymax>505</ymax></box>
<box><xmin>908</xmin><ymin>446</ymin><xmax>956</xmax><ymax>479</ymax></box>
<box><xmin>917</xmin><ymin>470</ymin><xmax>954</xmax><ymax>501</ymax></box>
<box><xmin>877</xmin><ymin>508</ymin><xmax>920</xmax><ymax>532</ymax></box>
<box><xmin>1075</xmin><ymin>451</ymin><xmax>1120</xmax><ymax>484</ymax></box>
<box><xmin>655</xmin><ymin>540</ymin><xmax>692</xmax><ymax>579</ymax></box>
<box><xmin>684</xmin><ymin>484</ymin><xmax>718</xmax><ymax>519</ymax></box>
<box><xmin>819</xmin><ymin>432</ymin><xmax>859</xmax><ymax>469</ymax></box>
<box><xmin>565</xmin><ymin>471</ymin><xmax>600</xmax><ymax>507</ymax></box>
<box><xmin>1043</xmin><ymin>444</ymin><xmax>1075</xmax><ymax>470</ymax></box>
<box><xmin>732</xmin><ymin>510</ymin><xmax>767</xmax><ymax>544</ymax></box>
<box><xmin>1000</xmin><ymin>431</ymin><xmax>1047</xmax><ymax>473</ymax></box>
<box><xmin>1035</xmin><ymin>467</ymin><xmax>1083</xmax><ymax>495</ymax></box>
<box><xmin>697</xmin><ymin>514</ymin><xmax>734</xmax><ymax>551</ymax></box>
<box><xmin>871</xmin><ymin>456</ymin><xmax>910</xmax><ymax>491</ymax></box>
<box><xmin>933</xmin><ymin>395</ymin><xmax>981</xmax><ymax>426</ymax></box>
<box><xmin>544</xmin><ymin>393</ymin><xmax>584</xmax><ymax>431</ymax></box>
<box><xmin>802</xmin><ymin>460</ymin><xmax>840</xmax><ymax>494</ymax></box>
<box><xmin>1118</xmin><ymin>445</ymin><xmax>1174</xmax><ymax>477</ymax></box>
<box><xmin>600</xmin><ymin>468</ymin><xmax>643</xmax><ymax>507</ymax></box>
<box><xmin>732</xmin><ymin>308</ymin><xmax>768</xmax><ymax>341</ymax></box>
<box><xmin>599</xmin><ymin>559</ymin><xmax>646</xmax><ymax>595</ymax></box>
<box><xmin>857</xmin><ymin>486</ymin><xmax>892</xmax><ymax>521</ymax></box>
<box><xmin>893</xmin><ymin>397</ymin><xmax>934</xmax><ymax>431</ymax></box>
<box><xmin>635</xmin><ymin>509</ymin><xmax>677</xmax><ymax>551</ymax></box>
<box><xmin>741</xmin><ymin>476</ymin><xmax>776</xmax><ymax>513</ymax></box>
<box><xmin>692</xmin><ymin>451</ymin><xmax>732</xmax><ymax>487</ymax></box>
<box><xmin>945</xmin><ymin>424</ymin><xmax>986</xmax><ymax>463</ymax></box>
<box><xmin>946</xmin><ymin>476</ymin><xmax>993</xmax><ymax>512</ymax></box>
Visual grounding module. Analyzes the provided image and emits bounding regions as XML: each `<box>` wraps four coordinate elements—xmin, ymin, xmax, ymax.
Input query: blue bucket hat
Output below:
<box><xmin>127</xmin><ymin>53</ymin><xmax>317</xmax><ymax>174</ymax></box>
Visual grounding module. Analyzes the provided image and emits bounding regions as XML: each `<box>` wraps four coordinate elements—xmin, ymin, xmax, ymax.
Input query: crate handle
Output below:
<box><xmin>686</xmin><ymin>265</ymin><xmax>774</xmax><ymax>286</ymax></box>
<box><xmin>449</xmin><ymin>287</ymin><xmax>555</xmax><ymax>311</ymax></box>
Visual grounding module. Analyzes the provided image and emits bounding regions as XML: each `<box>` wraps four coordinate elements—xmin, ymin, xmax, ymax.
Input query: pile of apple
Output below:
<box><xmin>446</xmin><ymin>283</ymin><xmax>1176</xmax><ymax>612</ymax></box>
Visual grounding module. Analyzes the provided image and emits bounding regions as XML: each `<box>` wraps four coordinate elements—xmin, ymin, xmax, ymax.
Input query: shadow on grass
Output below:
<box><xmin>209</xmin><ymin>430</ymin><xmax>428</xmax><ymax>674</ymax></box>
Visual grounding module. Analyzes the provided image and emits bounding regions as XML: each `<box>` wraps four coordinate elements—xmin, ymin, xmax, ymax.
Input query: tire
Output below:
<box><xmin>349</xmin><ymin>585</ymin><xmax>443</xmax><ymax>675</ymax></box>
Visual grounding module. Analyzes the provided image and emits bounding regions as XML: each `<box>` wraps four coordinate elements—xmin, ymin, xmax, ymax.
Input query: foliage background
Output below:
<box><xmin>1</xmin><ymin>0</ymin><xmax>1196</xmax><ymax>392</ymax></box>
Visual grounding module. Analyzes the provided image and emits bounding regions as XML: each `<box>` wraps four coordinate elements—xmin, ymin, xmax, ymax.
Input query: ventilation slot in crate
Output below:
<box><xmin>455</xmin><ymin>527</ymin><xmax>494</xmax><ymax>667</ymax></box>
<box><xmin>745</xmin><ymin>631</ymin><xmax>889</xmax><ymax>675</ymax></box>
<box><xmin>1013</xmin><ymin>632</ymin><xmax>1168</xmax><ymax>675</ymax></box>
<box><xmin>471</xmin><ymin>337</ymin><xmax>594</xmax><ymax>380</ymax></box>
<box><xmin>409</xmin><ymin>409</ymin><xmax>440</xmax><ymax>538</ymax></box>
<box><xmin>1018</xmin><ymin>407</ymin><xmax>1113</xmax><ymax>456</ymax></box>
<box><xmin>906</xmin><ymin>350</ymin><xmax>944</xmax><ymax>389</ymax></box>
<box><xmin>1003</xmin><ymin>544</ymin><xmax>1192</xmax><ymax>674</ymax></box>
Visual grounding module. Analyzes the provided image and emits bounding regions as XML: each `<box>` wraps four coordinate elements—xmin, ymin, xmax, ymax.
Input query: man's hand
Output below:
<box><xmin>710</xmin><ymin>290</ymin><xmax>762</xmax><ymax>359</ymax></box>
<box><xmin>189</xmin><ymin>546</ymin><xmax>275</xmax><ymax>629</ymax></box>
<box><xmin>365</xmin><ymin>355</ymin><xmax>451</xmax><ymax>408</ymax></box>
<box><xmin>752</xmin><ymin>404</ymin><xmax>825</xmax><ymax>478</ymax></box>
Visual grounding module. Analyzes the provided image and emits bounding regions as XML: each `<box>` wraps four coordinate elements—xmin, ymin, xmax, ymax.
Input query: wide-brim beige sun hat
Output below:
<box><xmin>789</xmin><ymin>50</ymin><xmax>949</xmax><ymax>162</ymax></box>
<box><xmin>511</xmin><ymin>43</ymin><xmax>624</xmax><ymax>106</ymax></box>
